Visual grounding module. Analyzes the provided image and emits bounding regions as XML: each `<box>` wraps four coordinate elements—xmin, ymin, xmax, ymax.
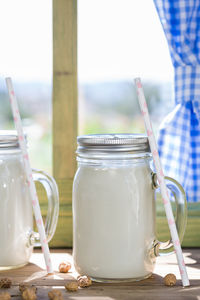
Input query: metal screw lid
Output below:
<box><xmin>0</xmin><ymin>130</ymin><xmax>20</xmax><ymax>148</ymax></box>
<box><xmin>77</xmin><ymin>133</ymin><xmax>150</xmax><ymax>154</ymax></box>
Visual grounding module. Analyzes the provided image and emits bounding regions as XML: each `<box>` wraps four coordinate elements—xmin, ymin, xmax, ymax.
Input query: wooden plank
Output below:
<box><xmin>52</xmin><ymin>0</ymin><xmax>77</xmax><ymax>246</ymax></box>
<box><xmin>35</xmin><ymin>179</ymin><xmax>73</xmax><ymax>248</ymax></box>
<box><xmin>35</xmin><ymin>186</ymin><xmax>200</xmax><ymax>247</ymax></box>
<box><xmin>157</xmin><ymin>216</ymin><xmax>200</xmax><ymax>247</ymax></box>
<box><xmin>0</xmin><ymin>249</ymin><xmax>200</xmax><ymax>299</ymax></box>
<box><xmin>36</xmin><ymin>177</ymin><xmax>200</xmax><ymax>247</ymax></box>
<box><xmin>156</xmin><ymin>198</ymin><xmax>200</xmax><ymax>247</ymax></box>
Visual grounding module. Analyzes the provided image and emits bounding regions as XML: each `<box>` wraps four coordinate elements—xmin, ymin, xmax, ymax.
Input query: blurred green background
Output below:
<box><xmin>0</xmin><ymin>79</ymin><xmax>173</xmax><ymax>175</ymax></box>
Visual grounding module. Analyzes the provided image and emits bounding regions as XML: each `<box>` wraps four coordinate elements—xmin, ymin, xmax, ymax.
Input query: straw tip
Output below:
<box><xmin>5</xmin><ymin>77</ymin><xmax>12</xmax><ymax>86</ymax></box>
<box><xmin>134</xmin><ymin>77</ymin><xmax>141</xmax><ymax>83</ymax></box>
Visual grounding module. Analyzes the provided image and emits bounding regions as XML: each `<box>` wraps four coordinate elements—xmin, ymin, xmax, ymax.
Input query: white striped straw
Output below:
<box><xmin>135</xmin><ymin>78</ymin><xmax>190</xmax><ymax>287</ymax></box>
<box><xmin>6</xmin><ymin>77</ymin><xmax>53</xmax><ymax>274</ymax></box>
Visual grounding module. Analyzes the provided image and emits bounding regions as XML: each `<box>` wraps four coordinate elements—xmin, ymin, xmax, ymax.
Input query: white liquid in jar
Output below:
<box><xmin>73</xmin><ymin>161</ymin><xmax>156</xmax><ymax>280</ymax></box>
<box><xmin>0</xmin><ymin>154</ymin><xmax>33</xmax><ymax>268</ymax></box>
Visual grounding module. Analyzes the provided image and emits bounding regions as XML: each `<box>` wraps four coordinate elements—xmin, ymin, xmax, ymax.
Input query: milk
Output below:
<box><xmin>73</xmin><ymin>161</ymin><xmax>156</xmax><ymax>281</ymax></box>
<box><xmin>0</xmin><ymin>153</ymin><xmax>33</xmax><ymax>269</ymax></box>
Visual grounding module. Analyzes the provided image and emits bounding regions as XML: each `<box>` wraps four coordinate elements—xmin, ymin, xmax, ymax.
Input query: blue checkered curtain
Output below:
<box><xmin>153</xmin><ymin>0</ymin><xmax>200</xmax><ymax>202</ymax></box>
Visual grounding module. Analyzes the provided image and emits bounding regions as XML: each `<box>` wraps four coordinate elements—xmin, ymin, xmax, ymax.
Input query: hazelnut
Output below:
<box><xmin>48</xmin><ymin>289</ymin><xmax>63</xmax><ymax>300</ymax></box>
<box><xmin>0</xmin><ymin>278</ymin><xmax>12</xmax><ymax>289</ymax></box>
<box><xmin>78</xmin><ymin>275</ymin><xmax>92</xmax><ymax>288</ymax></box>
<box><xmin>22</xmin><ymin>287</ymin><xmax>37</xmax><ymax>300</ymax></box>
<box><xmin>19</xmin><ymin>283</ymin><xmax>37</xmax><ymax>293</ymax></box>
<box><xmin>164</xmin><ymin>273</ymin><xmax>176</xmax><ymax>286</ymax></box>
<box><xmin>65</xmin><ymin>281</ymin><xmax>78</xmax><ymax>292</ymax></box>
<box><xmin>0</xmin><ymin>292</ymin><xmax>11</xmax><ymax>300</ymax></box>
<box><xmin>58</xmin><ymin>262</ymin><xmax>71</xmax><ymax>273</ymax></box>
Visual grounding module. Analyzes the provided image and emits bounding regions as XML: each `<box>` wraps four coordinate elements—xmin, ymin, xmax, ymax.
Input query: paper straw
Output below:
<box><xmin>135</xmin><ymin>78</ymin><xmax>189</xmax><ymax>287</ymax></box>
<box><xmin>5</xmin><ymin>77</ymin><xmax>53</xmax><ymax>274</ymax></box>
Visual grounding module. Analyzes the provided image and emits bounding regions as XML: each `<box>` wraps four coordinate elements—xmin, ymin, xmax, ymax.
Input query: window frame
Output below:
<box><xmin>52</xmin><ymin>0</ymin><xmax>77</xmax><ymax>247</ymax></box>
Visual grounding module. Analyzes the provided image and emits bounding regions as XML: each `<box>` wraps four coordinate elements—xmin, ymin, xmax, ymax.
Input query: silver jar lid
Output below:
<box><xmin>77</xmin><ymin>134</ymin><xmax>150</xmax><ymax>154</ymax></box>
<box><xmin>0</xmin><ymin>131</ymin><xmax>20</xmax><ymax>148</ymax></box>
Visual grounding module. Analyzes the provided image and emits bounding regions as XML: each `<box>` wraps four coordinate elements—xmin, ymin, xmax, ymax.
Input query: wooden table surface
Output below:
<box><xmin>0</xmin><ymin>249</ymin><xmax>200</xmax><ymax>299</ymax></box>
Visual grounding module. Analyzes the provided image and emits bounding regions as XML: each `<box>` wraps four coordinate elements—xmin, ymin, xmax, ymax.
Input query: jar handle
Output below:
<box><xmin>28</xmin><ymin>169</ymin><xmax>59</xmax><ymax>247</ymax></box>
<box><xmin>152</xmin><ymin>174</ymin><xmax>187</xmax><ymax>256</ymax></box>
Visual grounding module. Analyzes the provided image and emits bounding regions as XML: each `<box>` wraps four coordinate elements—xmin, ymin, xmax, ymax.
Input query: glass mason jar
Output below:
<box><xmin>0</xmin><ymin>131</ymin><xmax>59</xmax><ymax>270</ymax></box>
<box><xmin>73</xmin><ymin>134</ymin><xmax>187</xmax><ymax>282</ymax></box>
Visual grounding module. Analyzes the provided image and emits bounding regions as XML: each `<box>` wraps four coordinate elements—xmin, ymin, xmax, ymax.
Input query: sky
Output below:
<box><xmin>0</xmin><ymin>0</ymin><xmax>174</xmax><ymax>83</ymax></box>
<box><xmin>0</xmin><ymin>0</ymin><xmax>52</xmax><ymax>83</ymax></box>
